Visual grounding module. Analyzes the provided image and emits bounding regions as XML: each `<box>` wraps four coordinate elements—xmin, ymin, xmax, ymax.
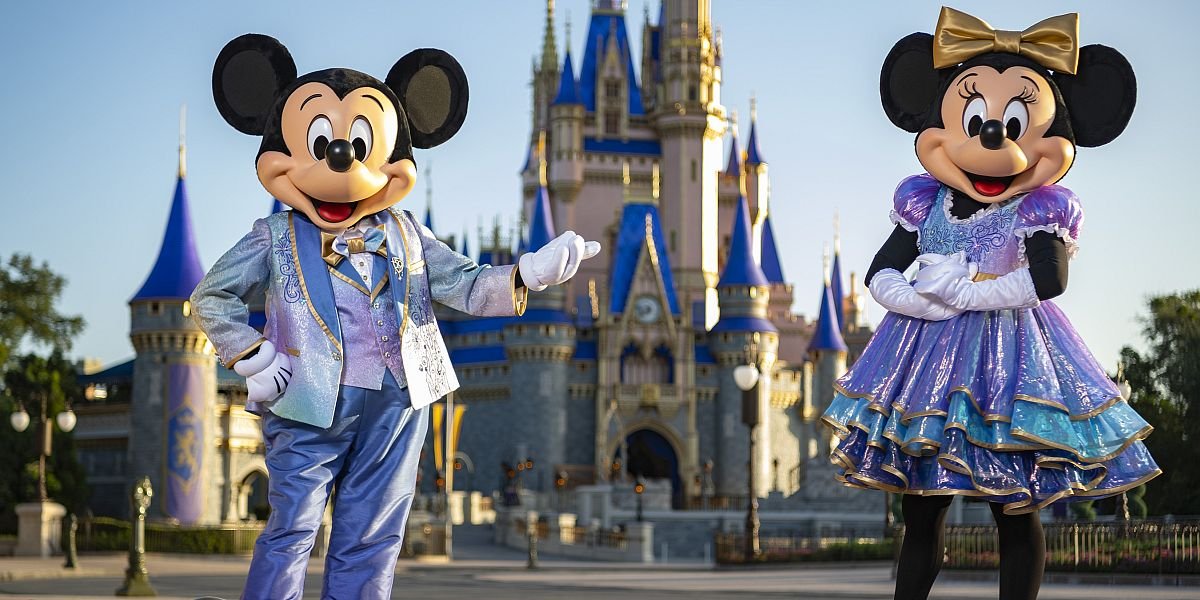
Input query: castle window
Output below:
<box><xmin>150</xmin><ymin>302</ymin><xmax>161</xmax><ymax>316</ymax></box>
<box><xmin>604</xmin><ymin>111</ymin><xmax>620</xmax><ymax>135</ymax></box>
<box><xmin>688</xmin><ymin>85</ymin><xmax>697</xmax><ymax>102</ymax></box>
<box><xmin>605</xmin><ymin>81</ymin><xmax>620</xmax><ymax>99</ymax></box>
<box><xmin>620</xmin><ymin>342</ymin><xmax>671</xmax><ymax>385</ymax></box>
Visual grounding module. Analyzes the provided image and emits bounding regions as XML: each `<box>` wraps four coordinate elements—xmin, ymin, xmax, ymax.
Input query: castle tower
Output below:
<box><xmin>804</xmin><ymin>253</ymin><xmax>848</xmax><ymax>462</ymax></box>
<box><xmin>829</xmin><ymin>216</ymin><xmax>846</xmax><ymax>331</ymax></box>
<box><xmin>710</xmin><ymin>195</ymin><xmax>777</xmax><ymax>497</ymax></box>
<box><xmin>716</xmin><ymin>112</ymin><xmax>742</xmax><ymax>272</ymax></box>
<box><xmin>532</xmin><ymin>0</ymin><xmax>560</xmax><ymax>138</ymax></box>
<box><xmin>744</xmin><ymin>99</ymin><xmax>770</xmax><ymax>260</ymax></box>
<box><xmin>128</xmin><ymin>110</ymin><xmax>216</xmax><ymax>524</ymax></box>
<box><xmin>656</xmin><ymin>0</ymin><xmax>726</xmax><ymax>330</ymax></box>
<box><xmin>550</xmin><ymin>47</ymin><xmax>584</xmax><ymax>238</ymax></box>
<box><xmin>504</xmin><ymin>151</ymin><xmax>574</xmax><ymax>490</ymax></box>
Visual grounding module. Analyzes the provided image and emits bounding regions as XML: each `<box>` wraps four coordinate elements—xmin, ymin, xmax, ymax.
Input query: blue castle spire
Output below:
<box><xmin>717</xmin><ymin>195</ymin><xmax>768</xmax><ymax>287</ymax></box>
<box><xmin>461</xmin><ymin>228</ymin><xmax>470</xmax><ymax>258</ymax></box>
<box><xmin>808</xmin><ymin>278</ymin><xmax>848</xmax><ymax>353</ymax></box>
<box><xmin>578</xmin><ymin>5</ymin><xmax>645</xmax><ymax>116</ymax></box>
<box><xmin>553</xmin><ymin>49</ymin><xmax>582</xmax><ymax>105</ymax></box>
<box><xmin>132</xmin><ymin>155</ymin><xmax>204</xmax><ymax>301</ymax></box>
<box><xmin>745</xmin><ymin>102</ymin><xmax>766</xmax><ymax>165</ymax></box>
<box><xmin>724</xmin><ymin>122</ymin><xmax>742</xmax><ymax>177</ymax></box>
<box><xmin>528</xmin><ymin>184</ymin><xmax>556</xmax><ymax>252</ymax></box>
<box><xmin>830</xmin><ymin>249</ymin><xmax>845</xmax><ymax>330</ymax></box>
<box><xmin>760</xmin><ymin>215</ymin><xmax>785</xmax><ymax>284</ymax></box>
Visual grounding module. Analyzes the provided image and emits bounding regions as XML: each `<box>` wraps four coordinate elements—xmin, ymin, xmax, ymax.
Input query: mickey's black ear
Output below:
<box><xmin>1054</xmin><ymin>45</ymin><xmax>1136</xmax><ymax>147</ymax></box>
<box><xmin>880</xmin><ymin>33</ymin><xmax>940</xmax><ymax>133</ymax></box>
<box><xmin>386</xmin><ymin>49</ymin><xmax>469</xmax><ymax>149</ymax></box>
<box><xmin>212</xmin><ymin>34</ymin><xmax>297</xmax><ymax>135</ymax></box>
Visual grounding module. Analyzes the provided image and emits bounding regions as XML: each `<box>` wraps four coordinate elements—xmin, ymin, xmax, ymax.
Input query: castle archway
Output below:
<box><xmin>615</xmin><ymin>428</ymin><xmax>682</xmax><ymax>508</ymax></box>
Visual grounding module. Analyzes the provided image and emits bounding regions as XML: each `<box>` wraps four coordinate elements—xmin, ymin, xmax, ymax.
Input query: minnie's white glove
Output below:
<box><xmin>232</xmin><ymin>340</ymin><xmax>292</xmax><ymax>405</ymax></box>
<box><xmin>518</xmin><ymin>231</ymin><xmax>601</xmax><ymax>292</ymax></box>
<box><xmin>869</xmin><ymin>268</ymin><xmax>965</xmax><ymax>321</ymax></box>
<box><xmin>914</xmin><ymin>264</ymin><xmax>1040</xmax><ymax>311</ymax></box>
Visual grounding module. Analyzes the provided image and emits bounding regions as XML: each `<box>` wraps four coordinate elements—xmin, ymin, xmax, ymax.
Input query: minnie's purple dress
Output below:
<box><xmin>821</xmin><ymin>174</ymin><xmax>1161</xmax><ymax>513</ymax></box>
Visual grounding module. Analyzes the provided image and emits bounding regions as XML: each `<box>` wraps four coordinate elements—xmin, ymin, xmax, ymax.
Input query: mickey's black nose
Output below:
<box><xmin>979</xmin><ymin>119</ymin><xmax>1005</xmax><ymax>150</ymax></box>
<box><xmin>326</xmin><ymin>139</ymin><xmax>355</xmax><ymax>172</ymax></box>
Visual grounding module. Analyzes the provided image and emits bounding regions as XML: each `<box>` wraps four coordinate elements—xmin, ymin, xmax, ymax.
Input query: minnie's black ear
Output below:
<box><xmin>212</xmin><ymin>34</ymin><xmax>297</xmax><ymax>135</ymax></box>
<box><xmin>1054</xmin><ymin>45</ymin><xmax>1136</xmax><ymax>147</ymax></box>
<box><xmin>386</xmin><ymin>49</ymin><xmax>469</xmax><ymax>149</ymax></box>
<box><xmin>880</xmin><ymin>33</ymin><xmax>941</xmax><ymax>133</ymax></box>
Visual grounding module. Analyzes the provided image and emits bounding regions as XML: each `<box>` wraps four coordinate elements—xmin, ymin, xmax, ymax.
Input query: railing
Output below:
<box><xmin>684</xmin><ymin>495</ymin><xmax>751</xmax><ymax>511</ymax></box>
<box><xmin>563</xmin><ymin>526</ymin><xmax>628</xmax><ymax>549</ymax></box>
<box><xmin>77</xmin><ymin>517</ymin><xmax>263</xmax><ymax>554</ymax></box>
<box><xmin>946</xmin><ymin>518</ymin><xmax>1200</xmax><ymax>575</ymax></box>
<box><xmin>715</xmin><ymin>530</ymin><xmax>896</xmax><ymax>565</ymax></box>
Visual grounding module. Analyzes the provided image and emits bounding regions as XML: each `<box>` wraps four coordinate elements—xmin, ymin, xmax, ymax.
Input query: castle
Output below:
<box><xmin>72</xmin><ymin>0</ymin><xmax>872</xmax><ymax>524</ymax></box>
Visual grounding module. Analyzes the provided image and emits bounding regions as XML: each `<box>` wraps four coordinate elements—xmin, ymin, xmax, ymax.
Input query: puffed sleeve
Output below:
<box><xmin>890</xmin><ymin>173</ymin><xmax>942</xmax><ymax>235</ymax></box>
<box><xmin>1014</xmin><ymin>185</ymin><xmax>1084</xmax><ymax>260</ymax></box>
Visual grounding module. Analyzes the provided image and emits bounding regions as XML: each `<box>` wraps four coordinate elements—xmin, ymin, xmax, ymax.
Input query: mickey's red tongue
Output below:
<box><xmin>316</xmin><ymin>202</ymin><xmax>354</xmax><ymax>223</ymax></box>
<box><xmin>973</xmin><ymin>179</ymin><xmax>1008</xmax><ymax>197</ymax></box>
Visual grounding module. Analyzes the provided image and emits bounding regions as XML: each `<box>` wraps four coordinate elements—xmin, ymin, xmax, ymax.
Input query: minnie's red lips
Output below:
<box><xmin>965</xmin><ymin>172</ymin><xmax>1016</xmax><ymax>197</ymax></box>
<box><xmin>311</xmin><ymin>199</ymin><xmax>357</xmax><ymax>223</ymax></box>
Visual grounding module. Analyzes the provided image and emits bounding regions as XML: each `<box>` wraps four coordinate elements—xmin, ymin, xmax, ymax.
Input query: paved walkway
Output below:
<box><xmin>0</xmin><ymin>526</ymin><xmax>1195</xmax><ymax>599</ymax></box>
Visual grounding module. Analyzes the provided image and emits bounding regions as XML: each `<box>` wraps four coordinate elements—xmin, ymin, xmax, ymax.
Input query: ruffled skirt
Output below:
<box><xmin>820</xmin><ymin>301</ymin><xmax>1161</xmax><ymax>513</ymax></box>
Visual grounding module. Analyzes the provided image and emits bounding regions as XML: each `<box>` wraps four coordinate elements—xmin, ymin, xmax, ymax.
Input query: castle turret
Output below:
<box><xmin>550</xmin><ymin>45</ymin><xmax>584</xmax><ymax>237</ymax></box>
<box><xmin>657</xmin><ymin>0</ymin><xmax>727</xmax><ymax>330</ymax></box>
<box><xmin>129</xmin><ymin>110</ymin><xmax>216</xmax><ymax>524</ymax></box>
<box><xmin>506</xmin><ymin>163</ymin><xmax>572</xmax><ymax>490</ymax></box>
<box><xmin>532</xmin><ymin>0</ymin><xmax>560</xmax><ymax>137</ymax></box>
<box><xmin>744</xmin><ymin>99</ymin><xmax>770</xmax><ymax>260</ymax></box>
<box><xmin>805</xmin><ymin>252</ymin><xmax>848</xmax><ymax>461</ymax></box>
<box><xmin>829</xmin><ymin>217</ymin><xmax>846</xmax><ymax>331</ymax></box>
<box><xmin>710</xmin><ymin>196</ymin><xmax>777</xmax><ymax>497</ymax></box>
<box><xmin>716</xmin><ymin>113</ymin><xmax>742</xmax><ymax>272</ymax></box>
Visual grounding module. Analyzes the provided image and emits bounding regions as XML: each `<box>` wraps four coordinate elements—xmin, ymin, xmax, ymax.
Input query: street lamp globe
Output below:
<box><xmin>56</xmin><ymin>409</ymin><xmax>77</xmax><ymax>433</ymax></box>
<box><xmin>10</xmin><ymin>408</ymin><xmax>30</xmax><ymax>433</ymax></box>
<box><xmin>733</xmin><ymin>364</ymin><xmax>759</xmax><ymax>392</ymax></box>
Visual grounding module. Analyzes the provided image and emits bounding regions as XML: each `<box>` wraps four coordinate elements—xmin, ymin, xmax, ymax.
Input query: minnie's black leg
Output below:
<box><xmin>894</xmin><ymin>494</ymin><xmax>955</xmax><ymax>600</ymax></box>
<box><xmin>989</xmin><ymin>503</ymin><xmax>1046</xmax><ymax>600</ymax></box>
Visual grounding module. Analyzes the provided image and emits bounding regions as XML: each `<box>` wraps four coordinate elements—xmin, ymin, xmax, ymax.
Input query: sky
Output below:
<box><xmin>0</xmin><ymin>0</ymin><xmax>1196</xmax><ymax>373</ymax></box>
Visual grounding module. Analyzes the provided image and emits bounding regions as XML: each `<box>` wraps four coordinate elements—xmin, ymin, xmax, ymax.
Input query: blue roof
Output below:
<box><xmin>270</xmin><ymin>198</ymin><xmax>286</xmax><ymax>214</ymax></box>
<box><xmin>710</xmin><ymin>316</ymin><xmax>777</xmax><ymax>333</ymax></box>
<box><xmin>132</xmin><ymin>176</ymin><xmax>205</xmax><ymax>301</ymax></box>
<box><xmin>77</xmin><ymin>358</ymin><xmax>134</xmax><ymax>384</ymax></box>
<box><xmin>528</xmin><ymin>184</ymin><xmax>556</xmax><ymax>251</ymax></box>
<box><xmin>461</xmin><ymin>230</ymin><xmax>470</xmax><ymax>257</ymax></box>
<box><xmin>578</xmin><ymin>11</ymin><xmax>646</xmax><ymax>116</ymax></box>
<box><xmin>553</xmin><ymin>50</ymin><xmax>582</xmax><ymax>105</ymax></box>
<box><xmin>478</xmin><ymin>250</ymin><xmax>493</xmax><ymax>265</ymax></box>
<box><xmin>583</xmin><ymin>138</ymin><xmax>661</xmax><ymax>155</ymax></box>
<box><xmin>746</xmin><ymin>119</ymin><xmax>766</xmax><ymax>165</ymax></box>
<box><xmin>450</xmin><ymin>346</ymin><xmax>507</xmax><ymax>364</ymax></box>
<box><xmin>760</xmin><ymin>216</ymin><xmax>785</xmax><ymax>284</ymax></box>
<box><xmin>808</xmin><ymin>281</ymin><xmax>848</xmax><ymax>353</ymax></box>
<box><xmin>574</xmin><ymin>340</ymin><xmax>598</xmax><ymax>360</ymax></box>
<box><xmin>424</xmin><ymin>208</ymin><xmax>434</xmax><ymax>232</ymax></box>
<box><xmin>717</xmin><ymin>196</ymin><xmax>768</xmax><ymax>287</ymax></box>
<box><xmin>694</xmin><ymin>343</ymin><xmax>715</xmax><ymax>364</ymax></box>
<box><xmin>520</xmin><ymin>137</ymin><xmax>535</xmax><ymax>173</ymax></box>
<box><xmin>609</xmin><ymin>203</ymin><xmax>680</xmax><ymax>315</ymax></box>
<box><xmin>830</xmin><ymin>251</ymin><xmax>845</xmax><ymax>330</ymax></box>
<box><xmin>724</xmin><ymin>128</ymin><xmax>742</xmax><ymax>176</ymax></box>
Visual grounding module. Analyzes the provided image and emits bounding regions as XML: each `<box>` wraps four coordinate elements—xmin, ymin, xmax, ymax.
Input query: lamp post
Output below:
<box><xmin>733</xmin><ymin>357</ymin><xmax>761</xmax><ymax>562</ymax></box>
<box><xmin>9</xmin><ymin>394</ymin><xmax>77</xmax><ymax>502</ymax></box>
<box><xmin>634</xmin><ymin>479</ymin><xmax>645</xmax><ymax>522</ymax></box>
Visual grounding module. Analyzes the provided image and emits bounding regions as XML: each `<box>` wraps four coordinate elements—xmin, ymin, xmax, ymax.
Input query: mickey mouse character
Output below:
<box><xmin>820</xmin><ymin>8</ymin><xmax>1160</xmax><ymax>600</ymax></box>
<box><xmin>191</xmin><ymin>34</ymin><xmax>599</xmax><ymax>599</ymax></box>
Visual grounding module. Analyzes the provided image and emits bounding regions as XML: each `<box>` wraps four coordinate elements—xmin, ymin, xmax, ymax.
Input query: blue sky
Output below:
<box><xmin>0</xmin><ymin>1</ymin><xmax>1196</xmax><ymax>372</ymax></box>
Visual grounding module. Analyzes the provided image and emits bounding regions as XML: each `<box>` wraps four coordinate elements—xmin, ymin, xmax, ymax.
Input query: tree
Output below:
<box><xmin>0</xmin><ymin>253</ymin><xmax>85</xmax><ymax>372</ymax></box>
<box><xmin>1121</xmin><ymin>290</ymin><xmax>1200</xmax><ymax>516</ymax></box>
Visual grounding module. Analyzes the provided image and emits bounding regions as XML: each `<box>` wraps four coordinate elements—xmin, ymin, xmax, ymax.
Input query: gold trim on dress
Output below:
<box><xmin>1010</xmin><ymin>424</ymin><xmax>1154</xmax><ymax>464</ymax></box>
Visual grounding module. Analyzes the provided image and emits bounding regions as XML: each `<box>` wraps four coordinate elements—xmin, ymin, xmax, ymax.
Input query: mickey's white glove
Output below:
<box><xmin>233</xmin><ymin>340</ymin><xmax>292</xmax><ymax>405</ymax></box>
<box><xmin>869</xmin><ymin>264</ymin><xmax>965</xmax><ymax>322</ymax></box>
<box><xmin>518</xmin><ymin>231</ymin><xmax>601</xmax><ymax>292</ymax></box>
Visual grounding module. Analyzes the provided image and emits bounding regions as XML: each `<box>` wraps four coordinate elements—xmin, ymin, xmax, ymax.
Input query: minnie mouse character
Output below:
<box><xmin>821</xmin><ymin>8</ymin><xmax>1160</xmax><ymax>600</ymax></box>
<box><xmin>192</xmin><ymin>34</ymin><xmax>599</xmax><ymax>598</ymax></box>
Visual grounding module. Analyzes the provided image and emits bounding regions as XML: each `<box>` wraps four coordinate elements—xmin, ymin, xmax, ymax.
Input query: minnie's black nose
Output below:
<box><xmin>979</xmin><ymin>119</ymin><xmax>1005</xmax><ymax>150</ymax></box>
<box><xmin>326</xmin><ymin>139</ymin><xmax>355</xmax><ymax>172</ymax></box>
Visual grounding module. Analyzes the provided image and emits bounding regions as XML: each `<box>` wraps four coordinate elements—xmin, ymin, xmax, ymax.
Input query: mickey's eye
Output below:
<box><xmin>1003</xmin><ymin>100</ymin><xmax>1029</xmax><ymax>141</ymax></box>
<box><xmin>350</xmin><ymin>117</ymin><xmax>372</xmax><ymax>161</ymax></box>
<box><xmin>307</xmin><ymin>116</ymin><xmax>333</xmax><ymax>161</ymax></box>
<box><xmin>962</xmin><ymin>97</ymin><xmax>987</xmax><ymax>137</ymax></box>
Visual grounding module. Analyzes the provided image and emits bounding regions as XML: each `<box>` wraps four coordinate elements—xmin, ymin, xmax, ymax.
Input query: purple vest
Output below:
<box><xmin>330</xmin><ymin>254</ymin><xmax>406</xmax><ymax>390</ymax></box>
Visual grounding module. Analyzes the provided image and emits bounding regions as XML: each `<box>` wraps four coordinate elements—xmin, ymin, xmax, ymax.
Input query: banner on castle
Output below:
<box><xmin>165</xmin><ymin>362</ymin><xmax>205</xmax><ymax>524</ymax></box>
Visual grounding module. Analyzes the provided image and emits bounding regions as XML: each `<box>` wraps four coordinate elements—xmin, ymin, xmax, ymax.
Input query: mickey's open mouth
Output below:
<box><xmin>963</xmin><ymin>172</ymin><xmax>1017</xmax><ymax>197</ymax></box>
<box><xmin>309</xmin><ymin>198</ymin><xmax>359</xmax><ymax>223</ymax></box>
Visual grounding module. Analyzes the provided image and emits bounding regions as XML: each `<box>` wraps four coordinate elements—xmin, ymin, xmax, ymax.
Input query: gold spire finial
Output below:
<box><xmin>750</xmin><ymin>94</ymin><xmax>758</xmax><ymax>123</ymax></box>
<box><xmin>822</xmin><ymin>242</ymin><xmax>831</xmax><ymax>284</ymax></box>
<box><xmin>566</xmin><ymin>11</ymin><xmax>572</xmax><ymax>46</ymax></box>
<box><xmin>537</xmin><ymin>130</ymin><xmax>548</xmax><ymax>187</ymax></box>
<box><xmin>833</xmin><ymin>211</ymin><xmax>841</xmax><ymax>254</ymax></box>
<box><xmin>178</xmin><ymin>104</ymin><xmax>187</xmax><ymax>179</ymax></box>
<box><xmin>651</xmin><ymin>161</ymin><xmax>660</xmax><ymax>202</ymax></box>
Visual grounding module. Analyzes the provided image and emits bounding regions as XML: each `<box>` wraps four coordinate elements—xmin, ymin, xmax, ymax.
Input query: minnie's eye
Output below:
<box><xmin>962</xmin><ymin>97</ymin><xmax>987</xmax><ymax>137</ymax></box>
<box><xmin>307</xmin><ymin>116</ymin><xmax>333</xmax><ymax>161</ymax></box>
<box><xmin>1003</xmin><ymin>100</ymin><xmax>1029</xmax><ymax>141</ymax></box>
<box><xmin>350</xmin><ymin>117</ymin><xmax>372</xmax><ymax>161</ymax></box>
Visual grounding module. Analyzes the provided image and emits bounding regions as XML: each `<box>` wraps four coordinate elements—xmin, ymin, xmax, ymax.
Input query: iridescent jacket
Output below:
<box><xmin>190</xmin><ymin>208</ymin><xmax>527</xmax><ymax>428</ymax></box>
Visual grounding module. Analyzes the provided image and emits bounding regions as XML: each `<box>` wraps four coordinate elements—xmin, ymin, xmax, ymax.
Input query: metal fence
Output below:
<box><xmin>946</xmin><ymin>518</ymin><xmax>1200</xmax><ymax>575</ymax></box>
<box><xmin>715</xmin><ymin>531</ymin><xmax>897</xmax><ymax>565</ymax></box>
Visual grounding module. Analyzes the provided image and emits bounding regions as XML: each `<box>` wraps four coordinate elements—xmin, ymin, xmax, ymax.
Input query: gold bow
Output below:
<box><xmin>933</xmin><ymin>6</ymin><xmax>1079</xmax><ymax>75</ymax></box>
<box><xmin>320</xmin><ymin>226</ymin><xmax>387</xmax><ymax>267</ymax></box>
